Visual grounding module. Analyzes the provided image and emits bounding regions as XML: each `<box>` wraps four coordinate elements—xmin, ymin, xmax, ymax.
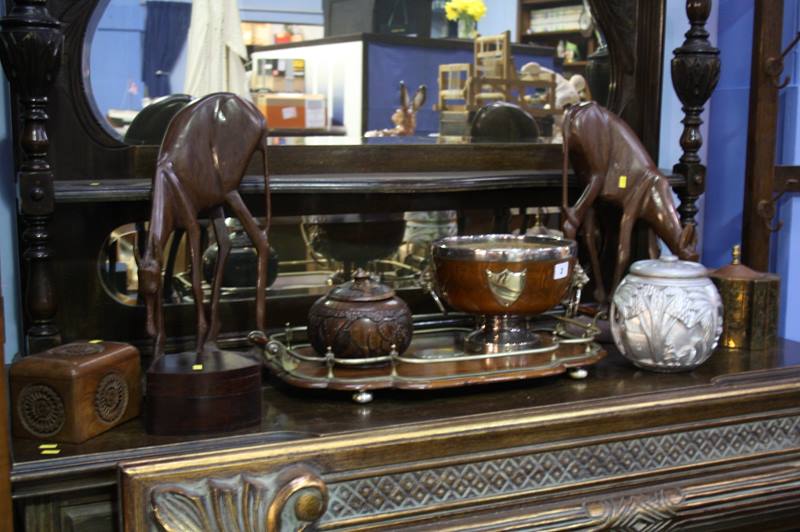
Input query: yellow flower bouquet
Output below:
<box><xmin>445</xmin><ymin>0</ymin><xmax>487</xmax><ymax>21</ymax></box>
<box><xmin>445</xmin><ymin>0</ymin><xmax>486</xmax><ymax>38</ymax></box>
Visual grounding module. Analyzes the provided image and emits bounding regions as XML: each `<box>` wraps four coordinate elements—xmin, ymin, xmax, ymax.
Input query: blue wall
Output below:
<box><xmin>775</xmin><ymin>0</ymin><xmax>800</xmax><ymax>341</ymax></box>
<box><xmin>480</xmin><ymin>0</ymin><xmax>518</xmax><ymax>41</ymax></box>
<box><xmin>367</xmin><ymin>42</ymin><xmax>554</xmax><ymax>135</ymax></box>
<box><xmin>240</xmin><ymin>0</ymin><xmax>323</xmax><ymax>24</ymax></box>
<box><xmin>91</xmin><ymin>0</ymin><xmax>324</xmax><ymax>116</ymax></box>
<box><xmin>702</xmin><ymin>0</ymin><xmax>753</xmax><ymax>270</ymax></box>
<box><xmin>90</xmin><ymin>0</ymin><xmax>146</xmax><ymax>115</ymax></box>
<box><xmin>701</xmin><ymin>0</ymin><xmax>799</xmax><ymax>341</ymax></box>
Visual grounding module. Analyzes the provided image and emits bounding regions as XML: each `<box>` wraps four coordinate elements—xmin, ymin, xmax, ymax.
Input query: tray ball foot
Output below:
<box><xmin>353</xmin><ymin>390</ymin><xmax>374</xmax><ymax>404</ymax></box>
<box><xmin>568</xmin><ymin>367</ymin><xmax>588</xmax><ymax>380</ymax></box>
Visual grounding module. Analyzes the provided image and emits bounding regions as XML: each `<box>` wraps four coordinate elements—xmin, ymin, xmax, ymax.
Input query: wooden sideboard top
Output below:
<box><xmin>11</xmin><ymin>340</ymin><xmax>800</xmax><ymax>487</ymax></box>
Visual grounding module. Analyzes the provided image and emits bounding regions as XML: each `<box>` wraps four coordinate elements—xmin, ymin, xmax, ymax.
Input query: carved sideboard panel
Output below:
<box><xmin>121</xmin><ymin>413</ymin><xmax>800</xmax><ymax>531</ymax></box>
<box><xmin>322</xmin><ymin>415</ymin><xmax>800</xmax><ymax>523</ymax></box>
<box><xmin>148</xmin><ymin>465</ymin><xmax>327</xmax><ymax>532</ymax></box>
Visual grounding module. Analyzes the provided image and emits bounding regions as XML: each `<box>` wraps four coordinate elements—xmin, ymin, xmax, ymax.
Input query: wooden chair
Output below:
<box><xmin>517</xmin><ymin>64</ymin><xmax>559</xmax><ymax>118</ymax></box>
<box><xmin>473</xmin><ymin>31</ymin><xmax>513</xmax><ymax>104</ymax></box>
<box><xmin>436</xmin><ymin>63</ymin><xmax>474</xmax><ymax>111</ymax></box>
<box><xmin>434</xmin><ymin>31</ymin><xmax>560</xmax><ymax>132</ymax></box>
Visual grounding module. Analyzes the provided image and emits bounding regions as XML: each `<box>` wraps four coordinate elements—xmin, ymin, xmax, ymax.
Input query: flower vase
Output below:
<box><xmin>458</xmin><ymin>16</ymin><xmax>477</xmax><ymax>39</ymax></box>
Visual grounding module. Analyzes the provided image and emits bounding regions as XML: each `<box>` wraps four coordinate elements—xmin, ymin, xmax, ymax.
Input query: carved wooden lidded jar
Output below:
<box><xmin>610</xmin><ymin>256</ymin><xmax>723</xmax><ymax>372</ymax></box>
<box><xmin>308</xmin><ymin>269</ymin><xmax>412</xmax><ymax>361</ymax></box>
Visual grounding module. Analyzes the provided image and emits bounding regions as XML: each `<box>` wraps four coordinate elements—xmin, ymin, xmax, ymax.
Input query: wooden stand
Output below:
<box><xmin>145</xmin><ymin>350</ymin><xmax>262</xmax><ymax>435</ymax></box>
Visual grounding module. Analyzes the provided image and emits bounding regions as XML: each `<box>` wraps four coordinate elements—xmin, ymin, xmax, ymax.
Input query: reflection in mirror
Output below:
<box><xmin>88</xmin><ymin>0</ymin><xmax>606</xmax><ymax>146</ymax></box>
<box><xmin>98</xmin><ymin>208</ymin><xmax>564</xmax><ymax>307</ymax></box>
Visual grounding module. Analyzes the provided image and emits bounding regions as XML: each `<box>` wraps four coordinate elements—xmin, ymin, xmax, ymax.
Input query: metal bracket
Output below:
<box><xmin>757</xmin><ymin>178</ymin><xmax>799</xmax><ymax>232</ymax></box>
<box><xmin>766</xmin><ymin>31</ymin><xmax>800</xmax><ymax>89</ymax></box>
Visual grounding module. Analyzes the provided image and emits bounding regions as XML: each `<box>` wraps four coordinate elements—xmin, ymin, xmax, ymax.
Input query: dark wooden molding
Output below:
<box><xmin>742</xmin><ymin>0</ymin><xmax>783</xmax><ymax>270</ymax></box>
<box><xmin>0</xmin><ymin>0</ymin><xmax>64</xmax><ymax>353</ymax></box>
<box><xmin>671</xmin><ymin>0</ymin><xmax>721</xmax><ymax>228</ymax></box>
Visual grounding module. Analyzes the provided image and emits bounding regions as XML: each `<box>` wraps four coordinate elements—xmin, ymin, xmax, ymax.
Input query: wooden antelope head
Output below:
<box><xmin>138</xmin><ymin>254</ymin><xmax>163</xmax><ymax>338</ymax></box>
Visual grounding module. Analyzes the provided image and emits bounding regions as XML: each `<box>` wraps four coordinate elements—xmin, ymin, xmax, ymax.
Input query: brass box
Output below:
<box><xmin>710</xmin><ymin>248</ymin><xmax>780</xmax><ymax>351</ymax></box>
<box><xmin>10</xmin><ymin>341</ymin><xmax>141</xmax><ymax>443</ymax></box>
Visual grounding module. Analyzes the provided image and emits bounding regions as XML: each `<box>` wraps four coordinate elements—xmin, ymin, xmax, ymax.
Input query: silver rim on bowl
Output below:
<box><xmin>431</xmin><ymin>234</ymin><xmax>577</xmax><ymax>262</ymax></box>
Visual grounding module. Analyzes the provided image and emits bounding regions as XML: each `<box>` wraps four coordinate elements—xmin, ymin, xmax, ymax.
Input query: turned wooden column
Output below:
<box><xmin>671</xmin><ymin>0</ymin><xmax>720</xmax><ymax>228</ymax></box>
<box><xmin>0</xmin><ymin>0</ymin><xmax>63</xmax><ymax>353</ymax></box>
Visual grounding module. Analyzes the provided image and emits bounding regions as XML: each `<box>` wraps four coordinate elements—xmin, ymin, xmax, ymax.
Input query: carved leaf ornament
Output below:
<box><xmin>150</xmin><ymin>468</ymin><xmax>327</xmax><ymax>532</ymax></box>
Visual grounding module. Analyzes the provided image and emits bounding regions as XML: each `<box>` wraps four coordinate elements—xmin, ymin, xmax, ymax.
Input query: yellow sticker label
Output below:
<box><xmin>38</xmin><ymin>443</ymin><xmax>58</xmax><ymax>449</ymax></box>
<box><xmin>40</xmin><ymin>449</ymin><xmax>61</xmax><ymax>456</ymax></box>
<box><xmin>88</xmin><ymin>339</ymin><xmax>103</xmax><ymax>344</ymax></box>
<box><xmin>618</xmin><ymin>175</ymin><xmax>627</xmax><ymax>188</ymax></box>
<box><xmin>192</xmin><ymin>364</ymin><xmax>204</xmax><ymax>371</ymax></box>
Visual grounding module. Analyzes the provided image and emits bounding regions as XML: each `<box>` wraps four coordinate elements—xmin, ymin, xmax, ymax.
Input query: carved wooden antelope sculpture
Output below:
<box><xmin>138</xmin><ymin>93</ymin><xmax>270</xmax><ymax>360</ymax></box>
<box><xmin>365</xmin><ymin>81</ymin><xmax>426</xmax><ymax>137</ymax></box>
<box><xmin>561</xmin><ymin>101</ymin><xmax>697</xmax><ymax>302</ymax></box>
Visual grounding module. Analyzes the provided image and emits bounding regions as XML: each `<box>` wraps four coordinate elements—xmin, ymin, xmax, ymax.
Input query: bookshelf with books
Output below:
<box><xmin>517</xmin><ymin>0</ymin><xmax>597</xmax><ymax>74</ymax></box>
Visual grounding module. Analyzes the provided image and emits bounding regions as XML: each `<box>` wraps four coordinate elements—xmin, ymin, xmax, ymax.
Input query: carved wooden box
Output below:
<box><xmin>10</xmin><ymin>341</ymin><xmax>141</xmax><ymax>443</ymax></box>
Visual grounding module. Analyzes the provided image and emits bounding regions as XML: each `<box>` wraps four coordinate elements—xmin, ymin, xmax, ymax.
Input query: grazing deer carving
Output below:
<box><xmin>560</xmin><ymin>102</ymin><xmax>697</xmax><ymax>302</ymax></box>
<box><xmin>138</xmin><ymin>93</ymin><xmax>270</xmax><ymax>360</ymax></box>
<box><xmin>365</xmin><ymin>81</ymin><xmax>426</xmax><ymax>137</ymax></box>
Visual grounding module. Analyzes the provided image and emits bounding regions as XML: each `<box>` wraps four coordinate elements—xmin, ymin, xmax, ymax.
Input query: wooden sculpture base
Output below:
<box><xmin>145</xmin><ymin>350</ymin><xmax>262</xmax><ymax>435</ymax></box>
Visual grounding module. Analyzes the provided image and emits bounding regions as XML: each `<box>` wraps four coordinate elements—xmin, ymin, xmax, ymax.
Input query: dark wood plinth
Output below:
<box><xmin>145</xmin><ymin>350</ymin><xmax>262</xmax><ymax>436</ymax></box>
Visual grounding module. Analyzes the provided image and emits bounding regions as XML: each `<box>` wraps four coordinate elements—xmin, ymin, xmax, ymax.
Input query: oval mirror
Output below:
<box><xmin>86</xmin><ymin>0</ymin><xmax>608</xmax><ymax>146</ymax></box>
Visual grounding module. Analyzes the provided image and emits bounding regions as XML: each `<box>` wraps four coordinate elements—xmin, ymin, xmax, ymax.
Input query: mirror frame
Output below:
<box><xmin>4</xmin><ymin>0</ymin><xmax>672</xmax><ymax>354</ymax></box>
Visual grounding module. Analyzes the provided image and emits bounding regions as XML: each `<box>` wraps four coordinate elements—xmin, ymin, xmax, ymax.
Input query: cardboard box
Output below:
<box><xmin>255</xmin><ymin>93</ymin><xmax>327</xmax><ymax>130</ymax></box>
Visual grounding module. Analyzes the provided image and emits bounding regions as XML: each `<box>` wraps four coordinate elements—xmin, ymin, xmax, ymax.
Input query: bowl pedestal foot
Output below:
<box><xmin>464</xmin><ymin>315</ymin><xmax>541</xmax><ymax>354</ymax></box>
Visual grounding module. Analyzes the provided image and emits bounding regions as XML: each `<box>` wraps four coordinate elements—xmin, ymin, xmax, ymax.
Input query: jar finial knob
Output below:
<box><xmin>732</xmin><ymin>244</ymin><xmax>741</xmax><ymax>265</ymax></box>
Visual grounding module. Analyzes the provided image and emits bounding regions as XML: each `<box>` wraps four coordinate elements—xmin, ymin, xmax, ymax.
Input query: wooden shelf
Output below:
<box><xmin>520</xmin><ymin>0</ymin><xmax>578</xmax><ymax>5</ymax></box>
<box><xmin>522</xmin><ymin>29</ymin><xmax>586</xmax><ymax>38</ymax></box>
<box><xmin>517</xmin><ymin>0</ymin><xmax>597</xmax><ymax>68</ymax></box>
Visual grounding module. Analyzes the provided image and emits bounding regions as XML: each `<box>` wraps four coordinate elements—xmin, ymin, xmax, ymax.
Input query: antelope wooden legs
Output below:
<box><xmin>186</xmin><ymin>221</ymin><xmax>208</xmax><ymax>355</ymax></box>
<box><xmin>225</xmin><ymin>191</ymin><xmax>269</xmax><ymax>332</ymax></box>
<box><xmin>207</xmin><ymin>210</ymin><xmax>231</xmax><ymax>345</ymax></box>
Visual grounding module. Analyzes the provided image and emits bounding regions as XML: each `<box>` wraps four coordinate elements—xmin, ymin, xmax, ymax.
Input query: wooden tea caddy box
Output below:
<box><xmin>10</xmin><ymin>341</ymin><xmax>141</xmax><ymax>443</ymax></box>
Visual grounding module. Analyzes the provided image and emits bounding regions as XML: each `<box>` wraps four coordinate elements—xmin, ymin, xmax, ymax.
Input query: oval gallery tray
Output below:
<box><xmin>250</xmin><ymin>315</ymin><xmax>606</xmax><ymax>403</ymax></box>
